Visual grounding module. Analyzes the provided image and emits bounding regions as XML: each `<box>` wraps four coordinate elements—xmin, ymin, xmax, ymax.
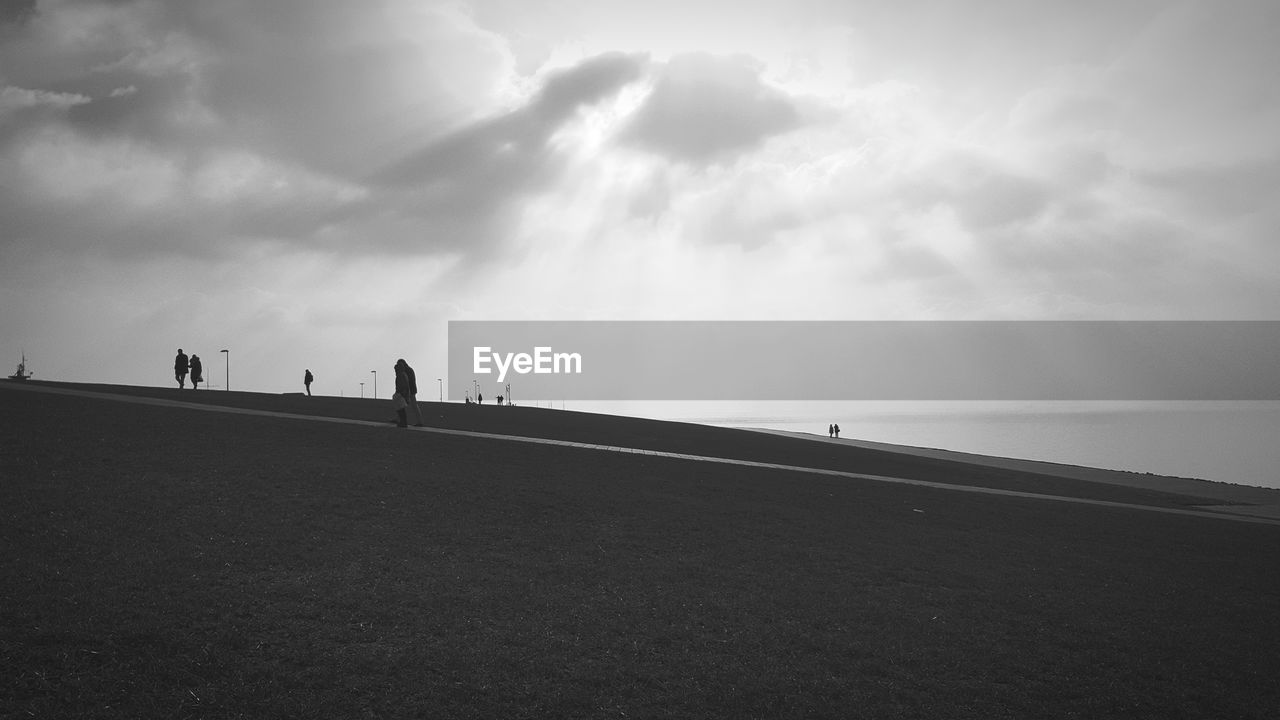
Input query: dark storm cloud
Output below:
<box><xmin>359</xmin><ymin>52</ymin><xmax>647</xmax><ymax>254</ymax></box>
<box><xmin>0</xmin><ymin>0</ymin><xmax>517</xmax><ymax>177</ymax></box>
<box><xmin>0</xmin><ymin>3</ymin><xmax>651</xmax><ymax>262</ymax></box>
<box><xmin>0</xmin><ymin>0</ymin><xmax>215</xmax><ymax>175</ymax></box>
<box><xmin>63</xmin><ymin>77</ymin><xmax>206</xmax><ymax>149</ymax></box>
<box><xmin>184</xmin><ymin>0</ymin><xmax>512</xmax><ymax>177</ymax></box>
<box><xmin>533</xmin><ymin>50</ymin><xmax>651</xmax><ymax>120</ymax></box>
<box><xmin>0</xmin><ymin>32</ymin><xmax>646</xmax><ymax>263</ymax></box>
<box><xmin>0</xmin><ymin>0</ymin><xmax>36</xmax><ymax>28</ymax></box>
<box><xmin>0</xmin><ymin>86</ymin><xmax>90</xmax><ymax>148</ymax></box>
<box><xmin>375</xmin><ymin>52</ymin><xmax>647</xmax><ymax>188</ymax></box>
<box><xmin>620</xmin><ymin>53</ymin><xmax>803</xmax><ymax>165</ymax></box>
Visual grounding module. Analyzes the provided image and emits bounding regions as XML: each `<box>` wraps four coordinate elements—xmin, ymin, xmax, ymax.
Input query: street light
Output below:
<box><xmin>220</xmin><ymin>349</ymin><xmax>229</xmax><ymax>391</ymax></box>
<box><xmin>370</xmin><ymin>370</ymin><xmax>376</xmax><ymax>399</ymax></box>
<box><xmin>437</xmin><ymin>378</ymin><xmax>442</xmax><ymax>402</ymax></box>
<box><xmin>359</xmin><ymin>382</ymin><xmax>364</xmax><ymax>399</ymax></box>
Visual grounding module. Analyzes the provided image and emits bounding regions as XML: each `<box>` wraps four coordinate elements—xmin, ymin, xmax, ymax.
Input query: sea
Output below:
<box><xmin>552</xmin><ymin>400</ymin><xmax>1280</xmax><ymax>490</ymax></box>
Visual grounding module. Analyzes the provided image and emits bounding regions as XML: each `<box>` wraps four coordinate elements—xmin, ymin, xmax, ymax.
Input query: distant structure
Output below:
<box><xmin>8</xmin><ymin>351</ymin><xmax>32</xmax><ymax>381</ymax></box>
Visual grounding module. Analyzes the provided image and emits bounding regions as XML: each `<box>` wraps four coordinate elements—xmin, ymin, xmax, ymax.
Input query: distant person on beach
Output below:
<box><xmin>304</xmin><ymin>369</ymin><xmax>313</xmax><ymax>396</ymax></box>
<box><xmin>478</xmin><ymin>392</ymin><xmax>483</xmax><ymax>405</ymax></box>
<box><xmin>497</xmin><ymin>395</ymin><xmax>503</xmax><ymax>405</ymax></box>
<box><xmin>828</xmin><ymin>424</ymin><xmax>834</xmax><ymax>438</ymax></box>
<box><xmin>395</xmin><ymin>358</ymin><xmax>424</xmax><ymax>426</ymax></box>
<box><xmin>189</xmin><ymin>355</ymin><xmax>203</xmax><ymax>390</ymax></box>
<box><xmin>834</xmin><ymin>423</ymin><xmax>840</xmax><ymax>438</ymax></box>
<box><xmin>174</xmin><ymin>349</ymin><xmax>188</xmax><ymax>389</ymax></box>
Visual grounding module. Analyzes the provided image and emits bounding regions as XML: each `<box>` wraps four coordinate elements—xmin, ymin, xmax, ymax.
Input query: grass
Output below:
<box><xmin>3</xmin><ymin>385</ymin><xmax>1279</xmax><ymax>718</ymax></box>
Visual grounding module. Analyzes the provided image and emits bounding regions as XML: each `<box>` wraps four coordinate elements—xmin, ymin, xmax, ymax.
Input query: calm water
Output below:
<box><xmin>559</xmin><ymin>400</ymin><xmax>1280</xmax><ymax>490</ymax></box>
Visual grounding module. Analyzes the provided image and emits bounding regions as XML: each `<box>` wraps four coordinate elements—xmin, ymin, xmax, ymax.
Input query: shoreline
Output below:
<box><xmin>748</xmin><ymin>427</ymin><xmax>1280</xmax><ymax>519</ymax></box>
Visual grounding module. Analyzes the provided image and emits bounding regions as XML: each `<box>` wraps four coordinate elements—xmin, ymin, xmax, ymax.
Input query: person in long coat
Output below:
<box><xmin>395</xmin><ymin>358</ymin><xmax>424</xmax><ymax>426</ymax></box>
<box><xmin>174</xmin><ymin>349</ymin><xmax>188</xmax><ymax>389</ymax></box>
<box><xmin>389</xmin><ymin>361</ymin><xmax>409</xmax><ymax>422</ymax></box>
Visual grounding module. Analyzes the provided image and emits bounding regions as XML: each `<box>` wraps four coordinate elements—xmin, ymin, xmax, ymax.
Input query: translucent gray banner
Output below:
<box><xmin>447</xmin><ymin>321</ymin><xmax>1280</xmax><ymax>401</ymax></box>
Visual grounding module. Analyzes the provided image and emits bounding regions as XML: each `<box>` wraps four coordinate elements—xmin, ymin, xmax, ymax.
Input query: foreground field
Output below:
<box><xmin>3</xmin><ymin>385</ymin><xmax>1279</xmax><ymax>719</ymax></box>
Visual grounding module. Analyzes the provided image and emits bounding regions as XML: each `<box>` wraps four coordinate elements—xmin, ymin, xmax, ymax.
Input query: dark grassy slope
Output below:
<box><xmin>3</xmin><ymin>389</ymin><xmax>1279</xmax><ymax>719</ymax></box>
<box><xmin>29</xmin><ymin>381</ymin><xmax>1231</xmax><ymax>508</ymax></box>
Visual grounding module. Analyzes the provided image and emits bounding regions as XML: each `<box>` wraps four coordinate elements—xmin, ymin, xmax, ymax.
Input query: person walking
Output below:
<box><xmin>174</xmin><ymin>349</ymin><xmax>189</xmax><ymax>389</ymax></box>
<box><xmin>828</xmin><ymin>423</ymin><xmax>834</xmax><ymax>438</ymax></box>
<box><xmin>833</xmin><ymin>423</ymin><xmax>840</xmax><ymax>439</ymax></box>
<box><xmin>395</xmin><ymin>359</ymin><xmax>424</xmax><ymax>426</ymax></box>
<box><xmin>304</xmin><ymin>369</ymin><xmax>314</xmax><ymax>396</ymax></box>
<box><xmin>189</xmin><ymin>354</ymin><xmax>203</xmax><ymax>390</ymax></box>
<box><xmin>392</xmin><ymin>361</ymin><xmax>412</xmax><ymax>427</ymax></box>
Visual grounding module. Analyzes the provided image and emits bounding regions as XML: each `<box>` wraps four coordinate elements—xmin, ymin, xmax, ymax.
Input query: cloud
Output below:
<box><xmin>0</xmin><ymin>1</ymin><xmax>519</xmax><ymax>261</ymax></box>
<box><xmin>1101</xmin><ymin>0</ymin><xmax>1280</xmax><ymax>167</ymax></box>
<box><xmin>533</xmin><ymin>51</ymin><xmax>651</xmax><ymax>119</ymax></box>
<box><xmin>4</xmin><ymin>0</ymin><xmax>1280</xmax><ymax>326</ymax></box>
<box><xmin>1139</xmin><ymin>159</ymin><xmax>1280</xmax><ymax>220</ymax></box>
<box><xmin>375</xmin><ymin>52</ymin><xmax>647</xmax><ymax>187</ymax></box>
<box><xmin>182</xmin><ymin>0</ymin><xmax>518</xmax><ymax>177</ymax></box>
<box><xmin>0</xmin><ymin>3</ymin><xmax>655</xmax><ymax>265</ymax></box>
<box><xmin>0</xmin><ymin>87</ymin><xmax>373</xmax><ymax>257</ymax></box>
<box><xmin>360</xmin><ymin>51</ymin><xmax>648</xmax><ymax>257</ymax></box>
<box><xmin>0</xmin><ymin>85</ymin><xmax>91</xmax><ymax>113</ymax></box>
<box><xmin>0</xmin><ymin>0</ymin><xmax>35</xmax><ymax>28</ymax></box>
<box><xmin>0</xmin><ymin>0</ymin><xmax>520</xmax><ymax>171</ymax></box>
<box><xmin>620</xmin><ymin>53</ymin><xmax>804</xmax><ymax>165</ymax></box>
<box><xmin>900</xmin><ymin>152</ymin><xmax>1053</xmax><ymax>232</ymax></box>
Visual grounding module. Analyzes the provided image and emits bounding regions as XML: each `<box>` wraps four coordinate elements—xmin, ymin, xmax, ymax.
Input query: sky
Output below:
<box><xmin>2</xmin><ymin>0</ymin><xmax>1279</xmax><ymax>398</ymax></box>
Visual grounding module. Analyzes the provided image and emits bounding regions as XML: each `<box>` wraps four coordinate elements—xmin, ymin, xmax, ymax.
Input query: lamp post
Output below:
<box><xmin>360</xmin><ymin>382</ymin><xmax>364</xmax><ymax>399</ymax></box>
<box><xmin>220</xmin><ymin>349</ymin><xmax>229</xmax><ymax>391</ymax></box>
<box><xmin>437</xmin><ymin>378</ymin><xmax>442</xmax><ymax>402</ymax></box>
<box><xmin>370</xmin><ymin>370</ymin><xmax>376</xmax><ymax>399</ymax></box>
<box><xmin>473</xmin><ymin>379</ymin><xmax>479</xmax><ymax>402</ymax></box>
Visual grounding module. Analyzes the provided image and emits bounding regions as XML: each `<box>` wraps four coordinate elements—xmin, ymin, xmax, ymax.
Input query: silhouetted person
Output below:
<box><xmin>304</xmin><ymin>369</ymin><xmax>313</xmax><ymax>396</ymax></box>
<box><xmin>834</xmin><ymin>423</ymin><xmax>840</xmax><ymax>438</ymax></box>
<box><xmin>395</xmin><ymin>358</ymin><xmax>424</xmax><ymax>426</ymax></box>
<box><xmin>174</xmin><ymin>349</ymin><xmax>188</xmax><ymax>389</ymax></box>
<box><xmin>828</xmin><ymin>423</ymin><xmax>834</xmax><ymax>438</ymax></box>
<box><xmin>497</xmin><ymin>395</ymin><xmax>503</xmax><ymax>405</ymax></box>
<box><xmin>190</xmin><ymin>355</ymin><xmax>203</xmax><ymax>390</ymax></box>
<box><xmin>478</xmin><ymin>392</ymin><xmax>483</xmax><ymax>405</ymax></box>
<box><xmin>392</xmin><ymin>362</ymin><xmax>411</xmax><ymax>427</ymax></box>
